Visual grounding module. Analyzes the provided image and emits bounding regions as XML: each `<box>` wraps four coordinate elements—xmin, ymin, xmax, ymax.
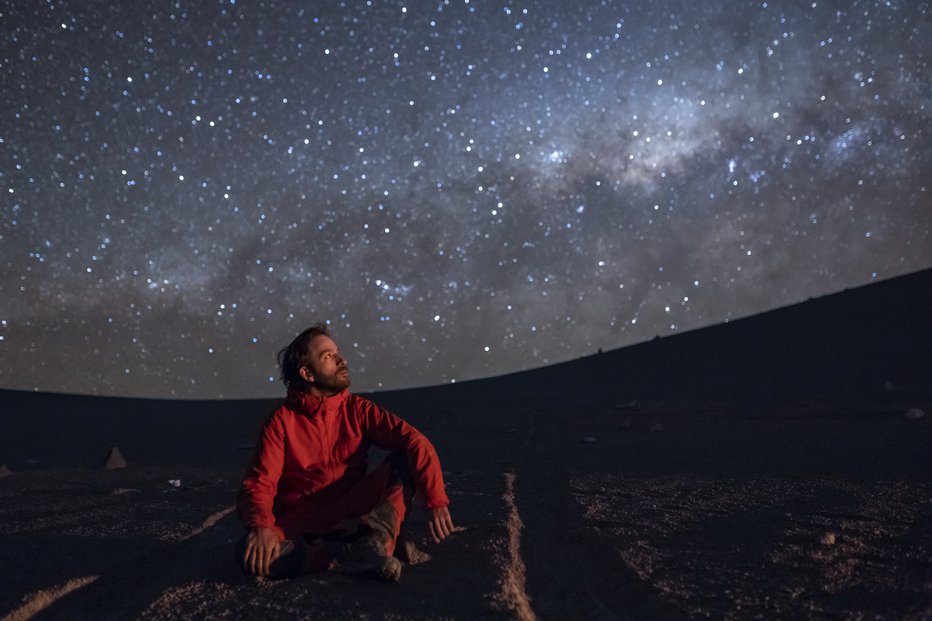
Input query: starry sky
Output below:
<box><xmin>1</xmin><ymin>0</ymin><xmax>929</xmax><ymax>398</ymax></box>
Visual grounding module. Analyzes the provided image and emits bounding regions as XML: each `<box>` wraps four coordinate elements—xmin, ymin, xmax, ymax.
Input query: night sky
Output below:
<box><xmin>1</xmin><ymin>1</ymin><xmax>929</xmax><ymax>398</ymax></box>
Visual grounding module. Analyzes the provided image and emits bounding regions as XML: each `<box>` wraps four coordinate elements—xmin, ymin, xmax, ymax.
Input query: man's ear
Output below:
<box><xmin>299</xmin><ymin>366</ymin><xmax>315</xmax><ymax>383</ymax></box>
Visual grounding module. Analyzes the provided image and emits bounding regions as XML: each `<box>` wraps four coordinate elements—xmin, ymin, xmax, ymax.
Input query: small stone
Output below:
<box><xmin>614</xmin><ymin>399</ymin><xmax>641</xmax><ymax>410</ymax></box>
<box><xmin>649</xmin><ymin>423</ymin><xmax>665</xmax><ymax>432</ymax></box>
<box><xmin>883</xmin><ymin>380</ymin><xmax>895</xmax><ymax>391</ymax></box>
<box><xmin>904</xmin><ymin>408</ymin><xmax>925</xmax><ymax>420</ymax></box>
<box><xmin>104</xmin><ymin>447</ymin><xmax>127</xmax><ymax>470</ymax></box>
<box><xmin>0</xmin><ymin>464</ymin><xmax>12</xmax><ymax>478</ymax></box>
<box><xmin>820</xmin><ymin>532</ymin><xmax>836</xmax><ymax>546</ymax></box>
<box><xmin>168</xmin><ymin>479</ymin><xmax>182</xmax><ymax>488</ymax></box>
<box><xmin>581</xmin><ymin>436</ymin><xmax>597</xmax><ymax>443</ymax></box>
<box><xmin>618</xmin><ymin>420</ymin><xmax>633</xmax><ymax>429</ymax></box>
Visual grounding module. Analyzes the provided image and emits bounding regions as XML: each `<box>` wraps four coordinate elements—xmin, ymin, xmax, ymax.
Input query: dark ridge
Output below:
<box><xmin>381</xmin><ymin>266</ymin><xmax>932</xmax><ymax>406</ymax></box>
<box><xmin>1</xmin><ymin>267</ymin><xmax>929</xmax><ymax>467</ymax></box>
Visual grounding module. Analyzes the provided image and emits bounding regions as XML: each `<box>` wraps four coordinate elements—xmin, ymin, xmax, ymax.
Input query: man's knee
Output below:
<box><xmin>367</xmin><ymin>500</ymin><xmax>399</xmax><ymax>539</ymax></box>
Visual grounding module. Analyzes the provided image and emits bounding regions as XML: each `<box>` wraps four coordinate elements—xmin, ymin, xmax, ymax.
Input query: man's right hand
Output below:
<box><xmin>428</xmin><ymin>505</ymin><xmax>455</xmax><ymax>543</ymax></box>
<box><xmin>242</xmin><ymin>526</ymin><xmax>282</xmax><ymax>577</ymax></box>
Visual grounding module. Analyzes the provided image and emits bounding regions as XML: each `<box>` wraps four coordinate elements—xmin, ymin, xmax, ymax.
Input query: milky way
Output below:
<box><xmin>1</xmin><ymin>1</ymin><xmax>929</xmax><ymax>398</ymax></box>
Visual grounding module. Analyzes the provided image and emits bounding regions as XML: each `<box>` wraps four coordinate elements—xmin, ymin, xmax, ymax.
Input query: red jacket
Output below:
<box><xmin>238</xmin><ymin>388</ymin><xmax>449</xmax><ymax>531</ymax></box>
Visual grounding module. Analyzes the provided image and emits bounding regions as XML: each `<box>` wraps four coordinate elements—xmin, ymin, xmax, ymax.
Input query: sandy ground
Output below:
<box><xmin>2</xmin><ymin>271</ymin><xmax>931</xmax><ymax>620</ymax></box>
<box><xmin>0</xmin><ymin>392</ymin><xmax>929</xmax><ymax>621</ymax></box>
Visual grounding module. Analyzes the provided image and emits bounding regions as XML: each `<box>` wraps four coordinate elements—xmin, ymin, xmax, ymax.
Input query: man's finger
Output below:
<box><xmin>247</xmin><ymin>535</ymin><xmax>263</xmax><ymax>574</ymax></box>
<box><xmin>428</xmin><ymin>520</ymin><xmax>441</xmax><ymax>543</ymax></box>
<box><xmin>249</xmin><ymin>542</ymin><xmax>259</xmax><ymax>574</ymax></box>
<box><xmin>262</xmin><ymin>544</ymin><xmax>275</xmax><ymax>577</ymax></box>
<box><xmin>257</xmin><ymin>544</ymin><xmax>267</xmax><ymax>576</ymax></box>
<box><xmin>437</xmin><ymin>509</ymin><xmax>453</xmax><ymax>538</ymax></box>
<box><xmin>436</xmin><ymin>515</ymin><xmax>451</xmax><ymax>540</ymax></box>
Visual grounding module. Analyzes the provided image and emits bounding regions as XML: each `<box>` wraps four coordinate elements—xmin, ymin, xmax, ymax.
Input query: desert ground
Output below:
<box><xmin>1</xmin><ymin>269</ymin><xmax>930</xmax><ymax>620</ymax></box>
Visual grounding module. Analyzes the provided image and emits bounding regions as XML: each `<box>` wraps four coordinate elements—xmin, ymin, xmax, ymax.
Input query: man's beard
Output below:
<box><xmin>316</xmin><ymin>369</ymin><xmax>351</xmax><ymax>392</ymax></box>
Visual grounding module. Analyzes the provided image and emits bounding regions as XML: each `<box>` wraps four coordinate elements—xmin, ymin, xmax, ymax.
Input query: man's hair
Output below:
<box><xmin>278</xmin><ymin>323</ymin><xmax>330</xmax><ymax>388</ymax></box>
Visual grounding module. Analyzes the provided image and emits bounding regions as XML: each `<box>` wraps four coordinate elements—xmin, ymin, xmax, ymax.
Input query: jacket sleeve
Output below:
<box><xmin>237</xmin><ymin>411</ymin><xmax>286</xmax><ymax>533</ymax></box>
<box><xmin>358</xmin><ymin>397</ymin><xmax>450</xmax><ymax>510</ymax></box>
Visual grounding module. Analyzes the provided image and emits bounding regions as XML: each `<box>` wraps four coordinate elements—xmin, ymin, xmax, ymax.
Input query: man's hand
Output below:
<box><xmin>428</xmin><ymin>506</ymin><xmax>455</xmax><ymax>543</ymax></box>
<box><xmin>242</xmin><ymin>526</ymin><xmax>282</xmax><ymax>577</ymax></box>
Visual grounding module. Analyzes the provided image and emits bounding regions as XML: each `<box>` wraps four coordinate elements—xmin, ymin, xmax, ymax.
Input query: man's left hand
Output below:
<box><xmin>428</xmin><ymin>506</ymin><xmax>455</xmax><ymax>543</ymax></box>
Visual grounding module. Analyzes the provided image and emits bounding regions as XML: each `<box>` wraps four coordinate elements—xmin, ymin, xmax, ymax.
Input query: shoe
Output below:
<box><xmin>331</xmin><ymin>528</ymin><xmax>403</xmax><ymax>582</ymax></box>
<box><xmin>268</xmin><ymin>539</ymin><xmax>306</xmax><ymax>579</ymax></box>
<box><xmin>335</xmin><ymin>553</ymin><xmax>403</xmax><ymax>582</ymax></box>
<box><xmin>394</xmin><ymin>538</ymin><xmax>432</xmax><ymax>566</ymax></box>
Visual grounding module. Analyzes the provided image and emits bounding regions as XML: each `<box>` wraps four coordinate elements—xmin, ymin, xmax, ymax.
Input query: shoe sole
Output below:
<box><xmin>336</xmin><ymin>555</ymin><xmax>403</xmax><ymax>582</ymax></box>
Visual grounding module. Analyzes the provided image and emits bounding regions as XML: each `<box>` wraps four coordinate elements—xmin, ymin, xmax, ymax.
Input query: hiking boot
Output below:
<box><xmin>394</xmin><ymin>537</ymin><xmax>432</xmax><ymax>565</ymax></box>
<box><xmin>268</xmin><ymin>539</ymin><xmax>306</xmax><ymax>579</ymax></box>
<box><xmin>329</xmin><ymin>526</ymin><xmax>402</xmax><ymax>582</ymax></box>
<box><xmin>335</xmin><ymin>552</ymin><xmax>403</xmax><ymax>582</ymax></box>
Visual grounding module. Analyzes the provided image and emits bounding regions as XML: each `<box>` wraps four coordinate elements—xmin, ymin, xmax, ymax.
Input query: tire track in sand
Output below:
<box><xmin>180</xmin><ymin>506</ymin><xmax>236</xmax><ymax>541</ymax></box>
<box><xmin>1</xmin><ymin>576</ymin><xmax>98</xmax><ymax>621</ymax></box>
<box><xmin>495</xmin><ymin>470</ymin><xmax>537</xmax><ymax>621</ymax></box>
<box><xmin>12</xmin><ymin>507</ymin><xmax>239</xmax><ymax>620</ymax></box>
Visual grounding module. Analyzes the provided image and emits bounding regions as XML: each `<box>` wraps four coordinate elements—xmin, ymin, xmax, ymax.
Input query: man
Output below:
<box><xmin>237</xmin><ymin>323</ymin><xmax>455</xmax><ymax>581</ymax></box>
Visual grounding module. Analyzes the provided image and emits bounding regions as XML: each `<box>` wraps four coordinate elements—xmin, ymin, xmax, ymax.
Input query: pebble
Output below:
<box><xmin>904</xmin><ymin>408</ymin><xmax>925</xmax><ymax>420</ymax></box>
<box><xmin>0</xmin><ymin>464</ymin><xmax>12</xmax><ymax>478</ymax></box>
<box><xmin>649</xmin><ymin>423</ymin><xmax>666</xmax><ymax>432</ymax></box>
<box><xmin>820</xmin><ymin>532</ymin><xmax>837</xmax><ymax>546</ymax></box>
<box><xmin>581</xmin><ymin>436</ymin><xmax>597</xmax><ymax>443</ymax></box>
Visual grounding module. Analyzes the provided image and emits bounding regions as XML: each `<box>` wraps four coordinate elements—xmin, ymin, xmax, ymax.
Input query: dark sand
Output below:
<box><xmin>1</xmin><ymin>269</ymin><xmax>930</xmax><ymax>620</ymax></box>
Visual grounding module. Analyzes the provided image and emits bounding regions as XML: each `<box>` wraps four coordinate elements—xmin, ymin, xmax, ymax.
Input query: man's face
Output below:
<box><xmin>301</xmin><ymin>334</ymin><xmax>350</xmax><ymax>395</ymax></box>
